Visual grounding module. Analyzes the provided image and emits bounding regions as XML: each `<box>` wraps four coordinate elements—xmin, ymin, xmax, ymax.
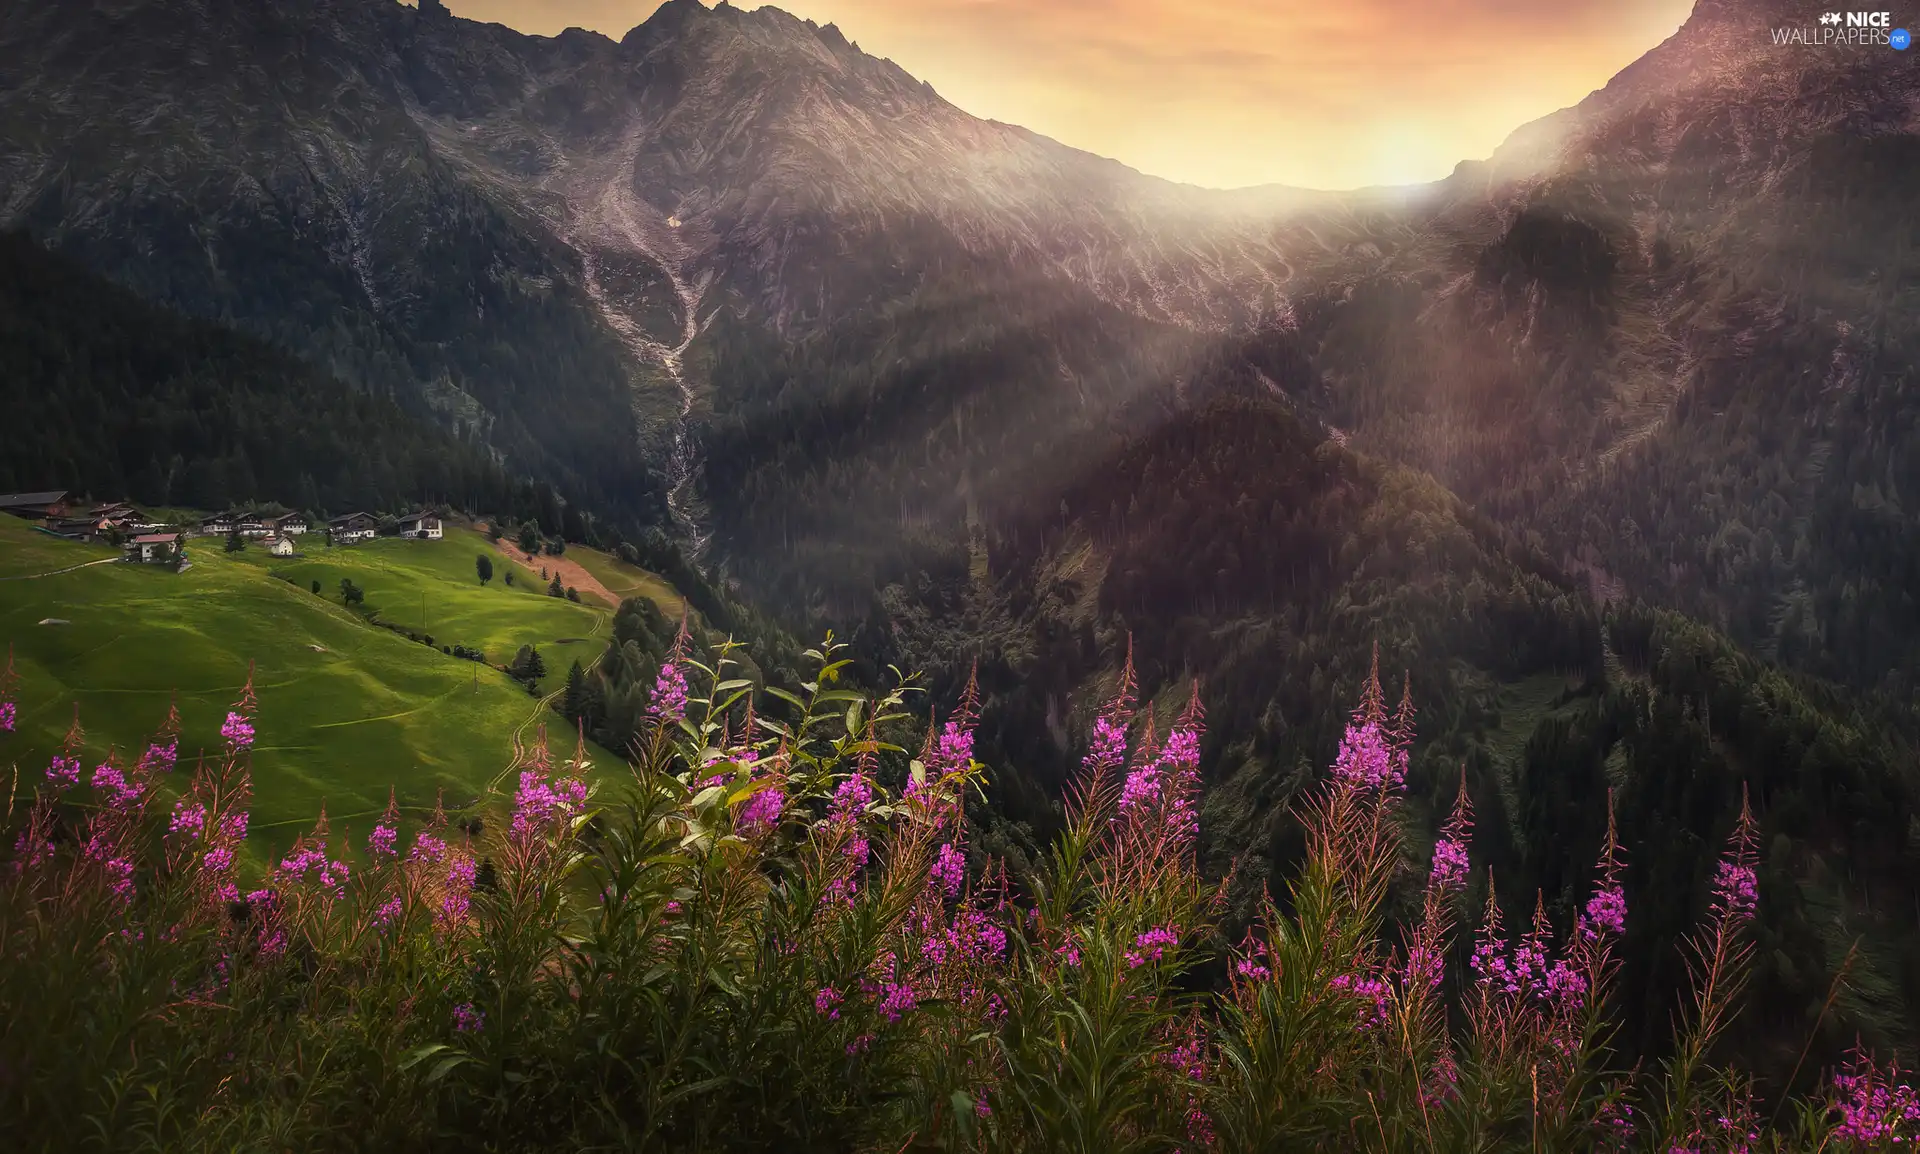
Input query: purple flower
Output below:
<box><xmin>1125</xmin><ymin>925</ymin><xmax>1180</xmax><ymax>969</ymax></box>
<box><xmin>831</xmin><ymin>772</ymin><xmax>874</xmax><ymax>822</ymax></box>
<box><xmin>1086</xmin><ymin>714</ymin><xmax>1130</xmax><ymax>777</ymax></box>
<box><xmin>91</xmin><ymin>762</ymin><xmax>144</xmax><ymax>810</ymax></box>
<box><xmin>220</xmin><ymin>711</ymin><xmax>254</xmax><ymax>750</ymax></box>
<box><xmin>736</xmin><ymin>786</ymin><xmax>785</xmax><ymax>836</ymax></box>
<box><xmin>368</xmin><ymin>823</ymin><xmax>398</xmax><ymax>859</ymax></box>
<box><xmin>1712</xmin><ymin>861</ymin><xmax>1758</xmax><ymax>919</ymax></box>
<box><xmin>137</xmin><ymin>740</ymin><xmax>177</xmax><ymax>775</ymax></box>
<box><xmin>647</xmin><ymin>662</ymin><xmax>689</xmax><ymax>724</ymax></box>
<box><xmin>511</xmin><ymin>767</ymin><xmax>587</xmax><ymax>840</ymax></box>
<box><xmin>1830</xmin><ymin>1050</ymin><xmax>1920</xmax><ymax>1145</ymax></box>
<box><xmin>452</xmin><ymin>1002</ymin><xmax>484</xmax><ymax>1034</ymax></box>
<box><xmin>1331</xmin><ymin>721</ymin><xmax>1403</xmax><ymax>793</ymax></box>
<box><xmin>46</xmin><ymin>755</ymin><xmax>80</xmax><ymax>791</ymax></box>
<box><xmin>927</xmin><ymin>721</ymin><xmax>975</xmax><ymax>779</ymax></box>
<box><xmin>1541</xmin><ymin>960</ymin><xmax>1588</xmax><ymax>1013</ymax></box>
<box><xmin>878</xmin><ymin>982</ymin><xmax>918</xmax><ymax>1022</ymax></box>
<box><xmin>931</xmin><ymin>843</ymin><xmax>965</xmax><ymax>898</ymax></box>
<box><xmin>202</xmin><ymin>847</ymin><xmax>234</xmax><ymax>874</ymax></box>
<box><xmin>102</xmin><ymin>857</ymin><xmax>136</xmax><ymax>905</ymax></box>
<box><xmin>1330</xmin><ymin>972</ymin><xmax>1392</xmax><ymax>1028</ymax></box>
<box><xmin>410</xmin><ymin>832</ymin><xmax>446</xmax><ymax>863</ymax></box>
<box><xmin>218</xmin><ymin>811</ymin><xmax>248</xmax><ymax>842</ymax></box>
<box><xmin>441</xmin><ymin>857</ymin><xmax>477</xmax><ymax>924</ymax></box>
<box><xmin>814</xmin><ymin>986</ymin><xmax>843</xmax><ymax>1019</ymax></box>
<box><xmin>0</xmin><ymin>700</ymin><xmax>16</xmax><ymax>732</ymax></box>
<box><xmin>1234</xmin><ymin>956</ymin><xmax>1271</xmax><ymax>981</ymax></box>
<box><xmin>169</xmin><ymin>801</ymin><xmax>208</xmax><ymax>838</ymax></box>
<box><xmin>1581</xmin><ymin>885</ymin><xmax>1627</xmax><ymax>939</ymax></box>
<box><xmin>372</xmin><ymin>895</ymin><xmax>403</xmax><ymax>931</ymax></box>
<box><xmin>1429</xmin><ymin>837</ymin><xmax>1470</xmax><ymax>892</ymax></box>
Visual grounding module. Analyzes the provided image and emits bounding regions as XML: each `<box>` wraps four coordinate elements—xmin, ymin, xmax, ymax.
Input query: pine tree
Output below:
<box><xmin>561</xmin><ymin>659</ymin><xmax>588</xmax><ymax>723</ymax></box>
<box><xmin>476</xmin><ymin>553</ymin><xmax>494</xmax><ymax>585</ymax></box>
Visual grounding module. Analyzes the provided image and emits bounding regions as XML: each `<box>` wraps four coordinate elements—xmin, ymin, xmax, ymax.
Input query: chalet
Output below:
<box><xmin>237</xmin><ymin>515</ymin><xmax>273</xmax><ymax>538</ymax></box>
<box><xmin>0</xmin><ymin>491</ymin><xmax>70</xmax><ymax>522</ymax></box>
<box><xmin>199</xmin><ymin>513</ymin><xmax>235</xmax><ymax>537</ymax></box>
<box><xmin>46</xmin><ymin>515</ymin><xmax>110</xmax><ymax>542</ymax></box>
<box><xmin>396</xmin><ymin>512</ymin><xmax>444</xmax><ymax>540</ymax></box>
<box><xmin>264</xmin><ymin>534</ymin><xmax>296</xmax><ymax>557</ymax></box>
<box><xmin>272</xmin><ymin>513</ymin><xmax>309</xmax><ymax>536</ymax></box>
<box><xmin>328</xmin><ymin>512</ymin><xmax>378</xmax><ymax>544</ymax></box>
<box><xmin>124</xmin><ymin>533</ymin><xmax>178</xmax><ymax>565</ymax></box>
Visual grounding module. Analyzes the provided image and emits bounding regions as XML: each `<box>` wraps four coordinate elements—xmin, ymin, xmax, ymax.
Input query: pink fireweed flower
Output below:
<box><xmin>927</xmin><ymin>720</ymin><xmax>975</xmax><ymax>779</ymax></box>
<box><xmin>1430</xmin><ymin>837</ymin><xmax>1470</xmax><ymax>892</ymax></box>
<box><xmin>1330</xmin><ymin>972</ymin><xmax>1392</xmax><ymax>1029</ymax></box>
<box><xmin>102</xmin><ymin>856</ymin><xmax>136</xmax><ymax>905</ymax></box>
<box><xmin>814</xmin><ymin>986</ymin><xmax>843</xmax><ymax>1019</ymax></box>
<box><xmin>452</xmin><ymin>1002</ymin><xmax>484</xmax><ymax>1034</ymax></box>
<box><xmin>368</xmin><ymin>822</ymin><xmax>398</xmax><ymax>858</ymax></box>
<box><xmin>0</xmin><ymin>700</ymin><xmax>13</xmax><ymax>732</ymax></box>
<box><xmin>1540</xmin><ymin>960</ymin><xmax>1589</xmax><ymax>1013</ymax></box>
<box><xmin>202</xmin><ymin>847</ymin><xmax>234</xmax><ymax>875</ymax></box>
<box><xmin>1086</xmin><ymin>712</ymin><xmax>1131</xmax><ymax>777</ymax></box>
<box><xmin>878</xmin><ymin>982</ymin><xmax>918</xmax><ymax>1022</ymax></box>
<box><xmin>1830</xmin><ymin>1050</ymin><xmax>1920</xmax><ymax>1145</ymax></box>
<box><xmin>46</xmin><ymin>754</ymin><xmax>81</xmax><ymax>791</ymax></box>
<box><xmin>1712</xmin><ymin>861</ymin><xmax>1758</xmax><ymax>920</ymax></box>
<box><xmin>831</xmin><ymin>772</ymin><xmax>874</xmax><ymax>822</ymax></box>
<box><xmin>510</xmin><ymin>766</ymin><xmax>587</xmax><ymax>840</ymax></box>
<box><xmin>91</xmin><ymin>762</ymin><xmax>144</xmax><ymax>810</ymax></box>
<box><xmin>410</xmin><ymin>831</ymin><xmax>447</xmax><ymax>863</ymax></box>
<box><xmin>1125</xmin><ymin>925</ymin><xmax>1181</xmax><ymax>969</ymax></box>
<box><xmin>372</xmin><ymin>895</ymin><xmax>403</xmax><ymax>931</ymax></box>
<box><xmin>1056</xmin><ymin>940</ymin><xmax>1083</xmax><ymax>968</ymax></box>
<box><xmin>1405</xmin><ymin>944</ymin><xmax>1445</xmax><ymax>990</ymax></box>
<box><xmin>1581</xmin><ymin>884</ymin><xmax>1627</xmax><ymax>939</ymax></box>
<box><xmin>647</xmin><ymin>661</ymin><xmax>689</xmax><ymax>724</ymax></box>
<box><xmin>136</xmin><ymin>740</ymin><xmax>177</xmax><ymax>775</ymax></box>
<box><xmin>736</xmin><ymin>785</ymin><xmax>785</xmax><ymax>835</ymax></box>
<box><xmin>441</xmin><ymin>856</ymin><xmax>477</xmax><ymax>924</ymax></box>
<box><xmin>931</xmin><ymin>842</ymin><xmax>965</xmax><ymax>898</ymax></box>
<box><xmin>169</xmin><ymin>800</ymin><xmax>208</xmax><ymax>838</ymax></box>
<box><xmin>220</xmin><ymin>711</ymin><xmax>254</xmax><ymax>750</ymax></box>
<box><xmin>1331</xmin><ymin>720</ymin><xmax>1403</xmax><ymax>793</ymax></box>
<box><xmin>218</xmin><ymin>811</ymin><xmax>248</xmax><ymax>842</ymax></box>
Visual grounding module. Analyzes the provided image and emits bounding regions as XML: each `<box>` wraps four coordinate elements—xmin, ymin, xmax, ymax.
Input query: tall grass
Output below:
<box><xmin>1</xmin><ymin>640</ymin><xmax>1914</xmax><ymax>1151</ymax></box>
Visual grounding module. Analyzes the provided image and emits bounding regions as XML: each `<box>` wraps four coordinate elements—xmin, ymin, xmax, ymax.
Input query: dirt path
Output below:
<box><xmin>0</xmin><ymin>557</ymin><xmax>119</xmax><ymax>582</ymax></box>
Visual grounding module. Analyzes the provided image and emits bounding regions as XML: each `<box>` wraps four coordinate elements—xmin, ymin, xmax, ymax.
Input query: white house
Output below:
<box><xmin>124</xmin><ymin>533</ymin><xmax>177</xmax><ymax>564</ymax></box>
<box><xmin>397</xmin><ymin>512</ymin><xmax>443</xmax><ymax>540</ymax></box>
<box><xmin>265</xmin><ymin>534</ymin><xmax>296</xmax><ymax>557</ymax></box>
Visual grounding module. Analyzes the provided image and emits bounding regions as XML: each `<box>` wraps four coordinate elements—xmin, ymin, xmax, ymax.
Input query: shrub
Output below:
<box><xmin>0</xmin><ymin>645</ymin><xmax>1905</xmax><ymax>1151</ymax></box>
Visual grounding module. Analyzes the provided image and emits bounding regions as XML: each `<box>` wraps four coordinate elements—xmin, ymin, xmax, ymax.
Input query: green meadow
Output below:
<box><xmin>0</xmin><ymin>519</ymin><xmax>674</xmax><ymax>856</ymax></box>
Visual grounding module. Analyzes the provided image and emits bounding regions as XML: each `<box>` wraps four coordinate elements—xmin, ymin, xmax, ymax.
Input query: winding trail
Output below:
<box><xmin>486</xmin><ymin>598</ymin><xmax>614</xmax><ymax>799</ymax></box>
<box><xmin>0</xmin><ymin>557</ymin><xmax>119</xmax><ymax>582</ymax></box>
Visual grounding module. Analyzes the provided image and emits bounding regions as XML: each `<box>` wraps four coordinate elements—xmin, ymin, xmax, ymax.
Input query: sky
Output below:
<box><xmin>437</xmin><ymin>0</ymin><xmax>1699</xmax><ymax>190</ymax></box>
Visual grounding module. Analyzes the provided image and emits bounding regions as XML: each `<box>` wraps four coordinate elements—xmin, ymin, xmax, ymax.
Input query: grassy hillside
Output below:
<box><xmin>0</xmin><ymin>518</ymin><xmax>653</xmax><ymax>855</ymax></box>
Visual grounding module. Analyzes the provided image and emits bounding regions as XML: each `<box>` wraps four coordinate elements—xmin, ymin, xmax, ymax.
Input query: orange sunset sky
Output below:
<box><xmin>434</xmin><ymin>0</ymin><xmax>1700</xmax><ymax>190</ymax></box>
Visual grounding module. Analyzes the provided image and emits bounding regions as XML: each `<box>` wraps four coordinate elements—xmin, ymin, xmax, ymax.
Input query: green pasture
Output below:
<box><xmin>0</xmin><ymin>518</ymin><xmax>626</xmax><ymax>858</ymax></box>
